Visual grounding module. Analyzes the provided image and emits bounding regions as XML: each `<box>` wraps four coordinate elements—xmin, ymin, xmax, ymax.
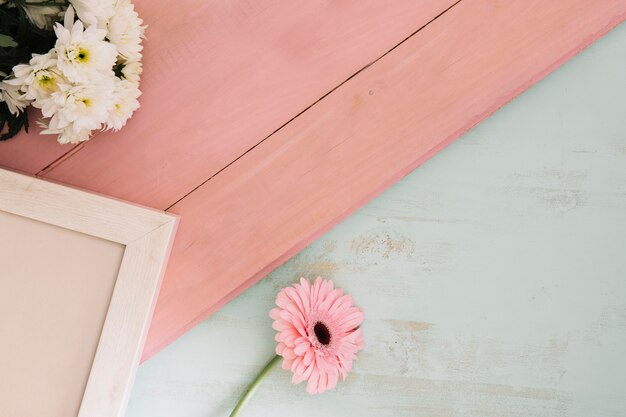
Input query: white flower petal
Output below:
<box><xmin>70</xmin><ymin>0</ymin><xmax>115</xmax><ymax>29</ymax></box>
<box><xmin>106</xmin><ymin>78</ymin><xmax>141</xmax><ymax>131</ymax></box>
<box><xmin>54</xmin><ymin>7</ymin><xmax>117</xmax><ymax>83</ymax></box>
<box><xmin>0</xmin><ymin>76</ymin><xmax>31</xmax><ymax>115</ymax></box>
<box><xmin>107</xmin><ymin>0</ymin><xmax>145</xmax><ymax>61</ymax></box>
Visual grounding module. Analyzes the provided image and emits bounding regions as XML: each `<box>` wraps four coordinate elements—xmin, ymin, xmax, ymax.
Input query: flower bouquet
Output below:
<box><xmin>0</xmin><ymin>0</ymin><xmax>144</xmax><ymax>144</ymax></box>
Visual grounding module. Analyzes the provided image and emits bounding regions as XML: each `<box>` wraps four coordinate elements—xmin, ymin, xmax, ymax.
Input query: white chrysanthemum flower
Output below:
<box><xmin>6</xmin><ymin>52</ymin><xmax>64</xmax><ymax>102</ymax></box>
<box><xmin>107</xmin><ymin>0</ymin><xmax>145</xmax><ymax>61</ymax></box>
<box><xmin>42</xmin><ymin>77</ymin><xmax>114</xmax><ymax>134</ymax></box>
<box><xmin>39</xmin><ymin>119</ymin><xmax>92</xmax><ymax>144</ymax></box>
<box><xmin>70</xmin><ymin>0</ymin><xmax>115</xmax><ymax>29</ymax></box>
<box><xmin>0</xmin><ymin>77</ymin><xmax>31</xmax><ymax>115</ymax></box>
<box><xmin>40</xmin><ymin>78</ymin><xmax>115</xmax><ymax>144</ymax></box>
<box><xmin>106</xmin><ymin>78</ymin><xmax>140</xmax><ymax>131</ymax></box>
<box><xmin>22</xmin><ymin>0</ymin><xmax>66</xmax><ymax>30</ymax></box>
<box><xmin>54</xmin><ymin>6</ymin><xmax>117</xmax><ymax>83</ymax></box>
<box><xmin>120</xmin><ymin>59</ymin><xmax>142</xmax><ymax>83</ymax></box>
<box><xmin>57</xmin><ymin>126</ymin><xmax>92</xmax><ymax>144</ymax></box>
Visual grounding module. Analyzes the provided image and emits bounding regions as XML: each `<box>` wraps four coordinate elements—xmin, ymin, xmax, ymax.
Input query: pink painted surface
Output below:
<box><xmin>0</xmin><ymin>0</ymin><xmax>623</xmax><ymax>361</ymax></box>
<box><xmin>39</xmin><ymin>0</ymin><xmax>456</xmax><ymax>209</ymax></box>
<box><xmin>142</xmin><ymin>0</ymin><xmax>626</xmax><ymax>360</ymax></box>
<box><xmin>0</xmin><ymin>110</ymin><xmax>69</xmax><ymax>174</ymax></box>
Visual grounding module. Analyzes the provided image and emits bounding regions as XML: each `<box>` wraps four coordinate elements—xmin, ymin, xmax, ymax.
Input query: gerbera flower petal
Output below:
<box><xmin>269</xmin><ymin>307</ymin><xmax>282</xmax><ymax>321</ymax></box>
<box><xmin>303</xmin><ymin>348</ymin><xmax>315</xmax><ymax>366</ymax></box>
<box><xmin>306</xmin><ymin>369</ymin><xmax>321</xmax><ymax>394</ymax></box>
<box><xmin>339</xmin><ymin>310</ymin><xmax>365</xmax><ymax>329</ymax></box>
<box><xmin>328</xmin><ymin>368</ymin><xmax>339</xmax><ymax>389</ymax></box>
<box><xmin>328</xmin><ymin>294</ymin><xmax>353</xmax><ymax>316</ymax></box>
<box><xmin>271</xmin><ymin>277</ymin><xmax>364</xmax><ymax>394</ymax></box>
<box><xmin>285</xmin><ymin>286</ymin><xmax>308</xmax><ymax>316</ymax></box>
<box><xmin>271</xmin><ymin>319</ymin><xmax>291</xmax><ymax>332</ymax></box>
<box><xmin>293</xmin><ymin>339</ymin><xmax>311</xmax><ymax>356</ymax></box>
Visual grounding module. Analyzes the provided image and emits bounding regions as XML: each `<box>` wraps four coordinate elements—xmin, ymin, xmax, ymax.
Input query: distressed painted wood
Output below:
<box><xmin>126</xmin><ymin>23</ymin><xmax>626</xmax><ymax>416</ymax></box>
<box><xmin>0</xmin><ymin>169</ymin><xmax>172</xmax><ymax>244</ymax></box>
<box><xmin>33</xmin><ymin>0</ymin><xmax>455</xmax><ymax>207</ymax></box>
<box><xmin>1</xmin><ymin>0</ymin><xmax>624</xmax><ymax>362</ymax></box>
<box><xmin>141</xmin><ymin>1</ymin><xmax>626</xmax><ymax>360</ymax></box>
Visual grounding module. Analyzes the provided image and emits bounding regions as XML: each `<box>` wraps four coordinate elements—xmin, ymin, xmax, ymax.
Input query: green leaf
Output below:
<box><xmin>0</xmin><ymin>34</ymin><xmax>18</xmax><ymax>48</ymax></box>
<box><xmin>0</xmin><ymin>103</ymin><xmax>29</xmax><ymax>141</ymax></box>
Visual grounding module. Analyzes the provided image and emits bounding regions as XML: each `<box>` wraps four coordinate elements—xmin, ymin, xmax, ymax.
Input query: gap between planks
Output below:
<box><xmin>141</xmin><ymin>0</ymin><xmax>626</xmax><ymax>360</ymax></box>
<box><xmin>37</xmin><ymin>2</ymin><xmax>463</xmax><ymax>191</ymax></box>
<box><xmin>162</xmin><ymin>0</ymin><xmax>463</xmax><ymax>211</ymax></box>
<box><xmin>38</xmin><ymin>142</ymin><xmax>88</xmax><ymax>177</ymax></box>
<box><xmin>38</xmin><ymin>0</ymin><xmax>459</xmax><ymax>209</ymax></box>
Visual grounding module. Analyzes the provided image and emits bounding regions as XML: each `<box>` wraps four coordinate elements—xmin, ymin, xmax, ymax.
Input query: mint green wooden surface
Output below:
<box><xmin>127</xmin><ymin>23</ymin><xmax>626</xmax><ymax>417</ymax></box>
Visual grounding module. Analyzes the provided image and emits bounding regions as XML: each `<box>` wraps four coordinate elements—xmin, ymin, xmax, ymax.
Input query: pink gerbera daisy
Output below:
<box><xmin>269</xmin><ymin>277</ymin><xmax>364</xmax><ymax>394</ymax></box>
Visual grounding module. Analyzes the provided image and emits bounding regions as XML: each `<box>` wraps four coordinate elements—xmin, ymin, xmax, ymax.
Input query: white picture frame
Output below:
<box><xmin>0</xmin><ymin>168</ymin><xmax>178</xmax><ymax>417</ymax></box>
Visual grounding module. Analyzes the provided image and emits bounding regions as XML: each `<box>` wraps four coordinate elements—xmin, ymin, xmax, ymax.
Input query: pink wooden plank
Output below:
<box><xmin>0</xmin><ymin>111</ymin><xmax>70</xmax><ymax>175</ymax></box>
<box><xmin>40</xmin><ymin>0</ymin><xmax>456</xmax><ymax>209</ymax></box>
<box><xmin>141</xmin><ymin>0</ymin><xmax>626</xmax><ymax>360</ymax></box>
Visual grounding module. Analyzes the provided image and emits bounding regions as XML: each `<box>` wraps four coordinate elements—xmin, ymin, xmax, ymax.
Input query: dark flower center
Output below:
<box><xmin>314</xmin><ymin>321</ymin><xmax>331</xmax><ymax>346</ymax></box>
<box><xmin>77</xmin><ymin>48</ymin><xmax>89</xmax><ymax>62</ymax></box>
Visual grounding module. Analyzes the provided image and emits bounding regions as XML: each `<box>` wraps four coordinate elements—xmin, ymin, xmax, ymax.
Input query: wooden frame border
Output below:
<box><xmin>0</xmin><ymin>168</ymin><xmax>178</xmax><ymax>417</ymax></box>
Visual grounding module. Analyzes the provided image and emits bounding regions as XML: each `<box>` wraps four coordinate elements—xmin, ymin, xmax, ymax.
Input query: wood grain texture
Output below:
<box><xmin>0</xmin><ymin>168</ymin><xmax>172</xmax><ymax>244</ymax></box>
<box><xmin>36</xmin><ymin>0</ymin><xmax>456</xmax><ymax>208</ymax></box>
<box><xmin>0</xmin><ymin>118</ymin><xmax>69</xmax><ymax>175</ymax></box>
<box><xmin>80</xmin><ymin>222</ymin><xmax>177</xmax><ymax>417</ymax></box>
<box><xmin>2</xmin><ymin>0</ymin><xmax>624</xmax><ymax>362</ymax></box>
<box><xmin>127</xmin><ymin>22</ymin><xmax>626</xmax><ymax>416</ymax></box>
<box><xmin>0</xmin><ymin>168</ymin><xmax>178</xmax><ymax>417</ymax></box>
<box><xmin>141</xmin><ymin>0</ymin><xmax>626</xmax><ymax>360</ymax></box>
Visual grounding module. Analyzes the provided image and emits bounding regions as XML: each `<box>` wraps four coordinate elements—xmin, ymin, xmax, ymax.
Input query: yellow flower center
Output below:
<box><xmin>37</xmin><ymin>74</ymin><xmax>56</xmax><ymax>90</ymax></box>
<box><xmin>76</xmin><ymin>48</ymin><xmax>89</xmax><ymax>63</ymax></box>
<box><xmin>36</xmin><ymin>71</ymin><xmax>57</xmax><ymax>92</ymax></box>
<box><xmin>81</xmin><ymin>98</ymin><xmax>92</xmax><ymax>107</ymax></box>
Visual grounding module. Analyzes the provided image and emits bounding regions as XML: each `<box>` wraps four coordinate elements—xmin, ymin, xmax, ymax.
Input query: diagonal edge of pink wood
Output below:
<box><xmin>37</xmin><ymin>0</ymin><xmax>457</xmax><ymax>209</ymax></box>
<box><xmin>141</xmin><ymin>0</ymin><xmax>626</xmax><ymax>361</ymax></box>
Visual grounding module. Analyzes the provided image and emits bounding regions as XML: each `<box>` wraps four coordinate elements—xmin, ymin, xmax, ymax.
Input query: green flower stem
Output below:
<box><xmin>229</xmin><ymin>355</ymin><xmax>281</xmax><ymax>417</ymax></box>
